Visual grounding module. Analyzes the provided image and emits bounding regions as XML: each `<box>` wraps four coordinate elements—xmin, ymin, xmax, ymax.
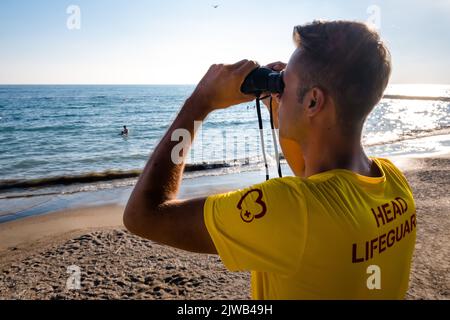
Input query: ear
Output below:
<box><xmin>305</xmin><ymin>87</ymin><xmax>325</xmax><ymax>117</ymax></box>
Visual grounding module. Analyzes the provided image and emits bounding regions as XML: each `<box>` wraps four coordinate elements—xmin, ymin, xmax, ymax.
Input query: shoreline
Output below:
<box><xmin>0</xmin><ymin>152</ymin><xmax>448</xmax><ymax>299</ymax></box>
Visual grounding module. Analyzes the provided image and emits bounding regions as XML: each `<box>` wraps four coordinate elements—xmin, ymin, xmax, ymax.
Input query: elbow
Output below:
<box><xmin>123</xmin><ymin>199</ymin><xmax>149</xmax><ymax>237</ymax></box>
<box><xmin>123</xmin><ymin>200</ymin><xmax>160</xmax><ymax>240</ymax></box>
<box><xmin>123</xmin><ymin>205</ymin><xmax>139</xmax><ymax>235</ymax></box>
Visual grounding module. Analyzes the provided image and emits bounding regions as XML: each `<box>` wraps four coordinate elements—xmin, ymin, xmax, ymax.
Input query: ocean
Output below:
<box><xmin>0</xmin><ymin>84</ymin><xmax>449</xmax><ymax>201</ymax></box>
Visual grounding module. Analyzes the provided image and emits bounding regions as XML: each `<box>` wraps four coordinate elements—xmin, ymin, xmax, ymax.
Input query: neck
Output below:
<box><xmin>302</xmin><ymin>128</ymin><xmax>372</xmax><ymax>178</ymax></box>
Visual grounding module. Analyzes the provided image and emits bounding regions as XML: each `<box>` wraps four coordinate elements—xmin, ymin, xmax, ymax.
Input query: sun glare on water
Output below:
<box><xmin>385</xmin><ymin>84</ymin><xmax>450</xmax><ymax>98</ymax></box>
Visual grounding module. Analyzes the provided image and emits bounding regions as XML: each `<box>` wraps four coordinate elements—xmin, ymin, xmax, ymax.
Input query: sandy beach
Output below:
<box><xmin>0</xmin><ymin>154</ymin><xmax>448</xmax><ymax>300</ymax></box>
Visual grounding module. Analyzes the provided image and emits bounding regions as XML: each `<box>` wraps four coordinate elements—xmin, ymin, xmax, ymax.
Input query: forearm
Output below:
<box><xmin>123</xmin><ymin>96</ymin><xmax>215</xmax><ymax>252</ymax></box>
<box><xmin>130</xmin><ymin>96</ymin><xmax>209</xmax><ymax>207</ymax></box>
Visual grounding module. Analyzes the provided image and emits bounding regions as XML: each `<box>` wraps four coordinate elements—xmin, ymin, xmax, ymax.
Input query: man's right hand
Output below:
<box><xmin>190</xmin><ymin>59</ymin><xmax>259</xmax><ymax>114</ymax></box>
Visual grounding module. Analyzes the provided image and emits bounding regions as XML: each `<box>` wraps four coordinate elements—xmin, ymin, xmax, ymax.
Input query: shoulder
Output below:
<box><xmin>373</xmin><ymin>157</ymin><xmax>414</xmax><ymax>194</ymax></box>
<box><xmin>259</xmin><ymin>176</ymin><xmax>307</xmax><ymax>197</ymax></box>
<box><xmin>373</xmin><ymin>157</ymin><xmax>406</xmax><ymax>179</ymax></box>
<box><xmin>373</xmin><ymin>157</ymin><xmax>397</xmax><ymax>168</ymax></box>
<box><xmin>205</xmin><ymin>176</ymin><xmax>307</xmax><ymax>213</ymax></box>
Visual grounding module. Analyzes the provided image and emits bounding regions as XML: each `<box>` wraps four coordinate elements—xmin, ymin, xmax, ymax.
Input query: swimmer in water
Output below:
<box><xmin>120</xmin><ymin>125</ymin><xmax>129</xmax><ymax>136</ymax></box>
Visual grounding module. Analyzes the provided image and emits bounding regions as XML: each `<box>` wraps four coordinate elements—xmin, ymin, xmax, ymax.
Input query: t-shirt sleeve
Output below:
<box><xmin>204</xmin><ymin>178</ymin><xmax>308</xmax><ymax>275</ymax></box>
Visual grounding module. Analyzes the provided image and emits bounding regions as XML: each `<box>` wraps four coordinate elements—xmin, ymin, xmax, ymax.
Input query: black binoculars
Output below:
<box><xmin>241</xmin><ymin>67</ymin><xmax>285</xmax><ymax>96</ymax></box>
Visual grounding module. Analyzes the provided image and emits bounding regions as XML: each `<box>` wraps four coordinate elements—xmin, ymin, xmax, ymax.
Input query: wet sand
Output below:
<box><xmin>0</xmin><ymin>154</ymin><xmax>448</xmax><ymax>300</ymax></box>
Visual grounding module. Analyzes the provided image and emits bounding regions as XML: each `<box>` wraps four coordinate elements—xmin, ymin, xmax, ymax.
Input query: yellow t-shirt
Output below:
<box><xmin>204</xmin><ymin>158</ymin><xmax>417</xmax><ymax>300</ymax></box>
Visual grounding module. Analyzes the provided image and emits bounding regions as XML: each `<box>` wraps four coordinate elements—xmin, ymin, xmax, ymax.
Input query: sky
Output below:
<box><xmin>0</xmin><ymin>0</ymin><xmax>449</xmax><ymax>85</ymax></box>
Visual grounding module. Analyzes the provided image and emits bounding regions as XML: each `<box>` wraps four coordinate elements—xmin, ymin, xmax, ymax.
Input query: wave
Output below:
<box><xmin>364</xmin><ymin>126</ymin><xmax>450</xmax><ymax>147</ymax></box>
<box><xmin>0</xmin><ymin>158</ymin><xmax>262</xmax><ymax>193</ymax></box>
<box><xmin>382</xmin><ymin>95</ymin><xmax>450</xmax><ymax>102</ymax></box>
<box><xmin>0</xmin><ymin>170</ymin><xmax>142</xmax><ymax>192</ymax></box>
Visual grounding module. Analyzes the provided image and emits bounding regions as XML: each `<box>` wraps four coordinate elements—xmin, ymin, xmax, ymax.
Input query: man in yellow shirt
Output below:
<box><xmin>124</xmin><ymin>21</ymin><xmax>416</xmax><ymax>300</ymax></box>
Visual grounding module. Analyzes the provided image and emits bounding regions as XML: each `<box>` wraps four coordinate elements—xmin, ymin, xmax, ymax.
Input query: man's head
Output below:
<box><xmin>278</xmin><ymin>20</ymin><xmax>391</xmax><ymax>150</ymax></box>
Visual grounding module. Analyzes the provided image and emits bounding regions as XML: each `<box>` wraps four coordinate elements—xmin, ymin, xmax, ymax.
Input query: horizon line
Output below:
<box><xmin>1</xmin><ymin>83</ymin><xmax>450</xmax><ymax>86</ymax></box>
<box><xmin>0</xmin><ymin>83</ymin><xmax>197</xmax><ymax>86</ymax></box>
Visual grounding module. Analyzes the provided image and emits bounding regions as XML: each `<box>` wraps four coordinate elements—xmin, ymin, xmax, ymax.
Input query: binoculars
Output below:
<box><xmin>241</xmin><ymin>67</ymin><xmax>285</xmax><ymax>96</ymax></box>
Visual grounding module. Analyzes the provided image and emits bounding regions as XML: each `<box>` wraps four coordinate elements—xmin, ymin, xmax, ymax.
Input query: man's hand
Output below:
<box><xmin>266</xmin><ymin>61</ymin><xmax>287</xmax><ymax>72</ymax></box>
<box><xmin>191</xmin><ymin>59</ymin><xmax>259</xmax><ymax>113</ymax></box>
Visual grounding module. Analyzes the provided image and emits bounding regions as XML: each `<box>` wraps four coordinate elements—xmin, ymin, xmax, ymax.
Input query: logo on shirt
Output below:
<box><xmin>237</xmin><ymin>189</ymin><xmax>267</xmax><ymax>223</ymax></box>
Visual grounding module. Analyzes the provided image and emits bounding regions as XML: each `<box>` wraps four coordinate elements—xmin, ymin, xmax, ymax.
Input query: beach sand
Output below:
<box><xmin>0</xmin><ymin>154</ymin><xmax>448</xmax><ymax>300</ymax></box>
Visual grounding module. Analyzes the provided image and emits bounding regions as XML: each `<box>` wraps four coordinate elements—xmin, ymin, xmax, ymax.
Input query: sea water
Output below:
<box><xmin>0</xmin><ymin>84</ymin><xmax>449</xmax><ymax>192</ymax></box>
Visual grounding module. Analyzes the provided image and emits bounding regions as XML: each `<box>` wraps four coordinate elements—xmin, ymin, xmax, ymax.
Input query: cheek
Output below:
<box><xmin>278</xmin><ymin>102</ymin><xmax>294</xmax><ymax>138</ymax></box>
<box><xmin>279</xmin><ymin>98</ymin><xmax>307</xmax><ymax>141</ymax></box>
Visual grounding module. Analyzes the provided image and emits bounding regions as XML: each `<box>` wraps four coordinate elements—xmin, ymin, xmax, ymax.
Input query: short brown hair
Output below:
<box><xmin>293</xmin><ymin>21</ymin><xmax>391</xmax><ymax>128</ymax></box>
